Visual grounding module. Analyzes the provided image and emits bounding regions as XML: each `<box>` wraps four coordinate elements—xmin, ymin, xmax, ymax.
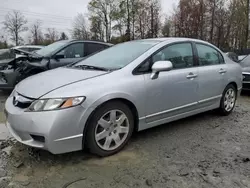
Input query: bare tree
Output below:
<box><xmin>3</xmin><ymin>11</ymin><xmax>28</xmax><ymax>46</ymax></box>
<box><xmin>88</xmin><ymin>0</ymin><xmax>115</xmax><ymax>41</ymax></box>
<box><xmin>71</xmin><ymin>13</ymin><xmax>89</xmax><ymax>40</ymax></box>
<box><xmin>30</xmin><ymin>20</ymin><xmax>43</xmax><ymax>45</ymax></box>
<box><xmin>89</xmin><ymin>15</ymin><xmax>104</xmax><ymax>40</ymax></box>
<box><xmin>44</xmin><ymin>28</ymin><xmax>59</xmax><ymax>44</ymax></box>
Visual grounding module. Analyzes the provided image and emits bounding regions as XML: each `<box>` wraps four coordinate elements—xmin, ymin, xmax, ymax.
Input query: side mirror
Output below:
<box><xmin>151</xmin><ymin>61</ymin><xmax>173</xmax><ymax>79</ymax></box>
<box><xmin>54</xmin><ymin>54</ymin><xmax>64</xmax><ymax>60</ymax></box>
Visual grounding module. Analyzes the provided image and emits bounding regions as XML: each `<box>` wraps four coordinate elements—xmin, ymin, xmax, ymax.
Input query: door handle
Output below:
<box><xmin>186</xmin><ymin>73</ymin><xmax>198</xmax><ymax>79</ymax></box>
<box><xmin>219</xmin><ymin>69</ymin><xmax>227</xmax><ymax>74</ymax></box>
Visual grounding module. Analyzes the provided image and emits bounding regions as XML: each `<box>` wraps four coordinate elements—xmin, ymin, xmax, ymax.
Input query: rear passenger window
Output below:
<box><xmin>86</xmin><ymin>43</ymin><xmax>107</xmax><ymax>56</ymax></box>
<box><xmin>196</xmin><ymin>44</ymin><xmax>223</xmax><ymax>66</ymax></box>
<box><xmin>152</xmin><ymin>43</ymin><xmax>194</xmax><ymax>69</ymax></box>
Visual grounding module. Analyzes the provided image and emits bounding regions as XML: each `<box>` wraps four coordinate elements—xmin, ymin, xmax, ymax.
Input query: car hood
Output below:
<box><xmin>15</xmin><ymin>67</ymin><xmax>108</xmax><ymax>98</ymax></box>
<box><xmin>12</xmin><ymin>48</ymin><xmax>32</xmax><ymax>56</ymax></box>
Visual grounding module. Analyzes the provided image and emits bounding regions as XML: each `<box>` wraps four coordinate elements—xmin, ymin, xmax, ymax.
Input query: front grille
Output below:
<box><xmin>13</xmin><ymin>98</ymin><xmax>31</xmax><ymax>108</ymax></box>
<box><xmin>243</xmin><ymin>74</ymin><xmax>250</xmax><ymax>81</ymax></box>
<box><xmin>13</xmin><ymin>93</ymin><xmax>33</xmax><ymax>109</ymax></box>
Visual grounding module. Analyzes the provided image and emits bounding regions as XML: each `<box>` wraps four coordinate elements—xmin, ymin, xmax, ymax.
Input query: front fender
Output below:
<box><xmin>91</xmin><ymin>92</ymin><xmax>137</xmax><ymax>109</ymax></box>
<box><xmin>77</xmin><ymin>92</ymin><xmax>139</xmax><ymax>131</ymax></box>
<box><xmin>79</xmin><ymin>92</ymin><xmax>139</xmax><ymax>147</ymax></box>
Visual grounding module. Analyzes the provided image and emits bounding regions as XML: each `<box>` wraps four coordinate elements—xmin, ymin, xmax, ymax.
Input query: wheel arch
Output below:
<box><xmin>82</xmin><ymin>97</ymin><xmax>139</xmax><ymax>149</ymax></box>
<box><xmin>227</xmin><ymin>82</ymin><xmax>238</xmax><ymax>96</ymax></box>
<box><xmin>228</xmin><ymin>82</ymin><xmax>237</xmax><ymax>90</ymax></box>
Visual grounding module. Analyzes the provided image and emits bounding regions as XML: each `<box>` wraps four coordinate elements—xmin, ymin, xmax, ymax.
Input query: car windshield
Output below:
<box><xmin>74</xmin><ymin>40</ymin><xmax>159</xmax><ymax>69</ymax></box>
<box><xmin>35</xmin><ymin>40</ymin><xmax>68</xmax><ymax>57</ymax></box>
<box><xmin>240</xmin><ymin>55</ymin><xmax>250</xmax><ymax>67</ymax></box>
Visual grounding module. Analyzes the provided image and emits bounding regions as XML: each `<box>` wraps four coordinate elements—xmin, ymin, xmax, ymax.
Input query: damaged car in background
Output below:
<box><xmin>0</xmin><ymin>48</ymin><xmax>29</xmax><ymax>89</ymax></box>
<box><xmin>239</xmin><ymin>55</ymin><xmax>250</xmax><ymax>90</ymax></box>
<box><xmin>0</xmin><ymin>40</ymin><xmax>112</xmax><ymax>90</ymax></box>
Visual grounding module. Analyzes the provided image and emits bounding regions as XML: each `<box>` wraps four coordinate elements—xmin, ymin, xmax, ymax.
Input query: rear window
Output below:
<box><xmin>86</xmin><ymin>43</ymin><xmax>109</xmax><ymax>56</ymax></box>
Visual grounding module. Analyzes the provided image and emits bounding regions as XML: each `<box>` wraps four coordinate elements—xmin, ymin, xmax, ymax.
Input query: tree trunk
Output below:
<box><xmin>200</xmin><ymin>0</ymin><xmax>204</xmax><ymax>39</ymax></box>
<box><xmin>150</xmin><ymin>5</ymin><xmax>154</xmax><ymax>38</ymax></box>
<box><xmin>104</xmin><ymin>14</ymin><xmax>109</xmax><ymax>42</ymax></box>
<box><xmin>126</xmin><ymin>0</ymin><xmax>131</xmax><ymax>41</ymax></box>
<box><xmin>15</xmin><ymin>32</ymin><xmax>18</xmax><ymax>46</ymax></box>
<box><xmin>139</xmin><ymin>15</ymin><xmax>143</xmax><ymax>38</ymax></box>
<box><xmin>131</xmin><ymin>0</ymin><xmax>135</xmax><ymax>40</ymax></box>
<box><xmin>245</xmin><ymin>0</ymin><xmax>249</xmax><ymax>48</ymax></box>
<box><xmin>210</xmin><ymin>0</ymin><xmax>216</xmax><ymax>43</ymax></box>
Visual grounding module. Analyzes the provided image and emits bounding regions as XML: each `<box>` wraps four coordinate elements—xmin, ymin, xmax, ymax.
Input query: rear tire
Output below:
<box><xmin>85</xmin><ymin>101</ymin><xmax>134</xmax><ymax>157</ymax></box>
<box><xmin>218</xmin><ymin>84</ymin><xmax>237</xmax><ymax>116</ymax></box>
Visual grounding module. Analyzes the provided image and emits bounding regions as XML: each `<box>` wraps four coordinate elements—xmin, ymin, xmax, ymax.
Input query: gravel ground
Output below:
<box><xmin>0</xmin><ymin>93</ymin><xmax>250</xmax><ymax>188</ymax></box>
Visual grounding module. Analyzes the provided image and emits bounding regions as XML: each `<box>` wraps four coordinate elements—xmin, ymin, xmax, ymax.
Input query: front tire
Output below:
<box><xmin>218</xmin><ymin>84</ymin><xmax>237</xmax><ymax>116</ymax></box>
<box><xmin>85</xmin><ymin>101</ymin><xmax>134</xmax><ymax>157</ymax></box>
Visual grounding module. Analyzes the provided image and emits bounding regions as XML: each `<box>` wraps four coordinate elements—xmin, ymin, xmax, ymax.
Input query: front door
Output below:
<box><xmin>49</xmin><ymin>42</ymin><xmax>85</xmax><ymax>69</ymax></box>
<box><xmin>144</xmin><ymin>42</ymin><xmax>199</xmax><ymax>123</ymax></box>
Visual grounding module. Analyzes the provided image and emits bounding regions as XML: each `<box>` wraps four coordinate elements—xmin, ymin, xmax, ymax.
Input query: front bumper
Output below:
<box><xmin>5</xmin><ymin>96</ymin><xmax>86</xmax><ymax>154</ymax></box>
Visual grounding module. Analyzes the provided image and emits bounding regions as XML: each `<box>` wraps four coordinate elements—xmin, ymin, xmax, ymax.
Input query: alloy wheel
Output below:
<box><xmin>94</xmin><ymin>110</ymin><xmax>130</xmax><ymax>151</ymax></box>
<box><xmin>224</xmin><ymin>88</ymin><xmax>236</xmax><ymax>112</ymax></box>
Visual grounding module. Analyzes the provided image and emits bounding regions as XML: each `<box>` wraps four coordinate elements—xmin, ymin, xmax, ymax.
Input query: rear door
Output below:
<box><xmin>49</xmin><ymin>42</ymin><xmax>84</xmax><ymax>69</ymax></box>
<box><xmin>195</xmin><ymin>43</ymin><xmax>227</xmax><ymax>107</ymax></box>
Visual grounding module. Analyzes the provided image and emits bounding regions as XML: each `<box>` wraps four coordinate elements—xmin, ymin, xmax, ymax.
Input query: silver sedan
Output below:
<box><xmin>5</xmin><ymin>38</ymin><xmax>242</xmax><ymax>156</ymax></box>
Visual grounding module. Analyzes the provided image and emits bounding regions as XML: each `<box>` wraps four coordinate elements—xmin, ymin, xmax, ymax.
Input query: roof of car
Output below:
<box><xmin>68</xmin><ymin>39</ymin><xmax>113</xmax><ymax>46</ymax></box>
<box><xmin>140</xmin><ymin>37</ymin><xmax>210</xmax><ymax>43</ymax></box>
<box><xmin>136</xmin><ymin>37</ymin><xmax>222</xmax><ymax>51</ymax></box>
<box><xmin>12</xmin><ymin>45</ymin><xmax>44</xmax><ymax>49</ymax></box>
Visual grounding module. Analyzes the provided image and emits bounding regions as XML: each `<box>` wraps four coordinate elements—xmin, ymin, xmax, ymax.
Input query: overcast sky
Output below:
<box><xmin>0</xmin><ymin>0</ymin><xmax>178</xmax><ymax>43</ymax></box>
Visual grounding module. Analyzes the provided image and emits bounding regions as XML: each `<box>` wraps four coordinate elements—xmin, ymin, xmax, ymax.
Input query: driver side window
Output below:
<box><xmin>152</xmin><ymin>43</ymin><xmax>194</xmax><ymax>69</ymax></box>
<box><xmin>136</xmin><ymin>42</ymin><xmax>194</xmax><ymax>73</ymax></box>
<box><xmin>56</xmin><ymin>43</ymin><xmax>84</xmax><ymax>59</ymax></box>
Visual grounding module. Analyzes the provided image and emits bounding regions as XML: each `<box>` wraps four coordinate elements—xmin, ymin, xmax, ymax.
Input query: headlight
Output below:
<box><xmin>27</xmin><ymin>97</ymin><xmax>85</xmax><ymax>112</ymax></box>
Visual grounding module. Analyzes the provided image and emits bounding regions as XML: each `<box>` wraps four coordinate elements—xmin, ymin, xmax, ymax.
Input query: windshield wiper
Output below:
<box><xmin>73</xmin><ymin>65</ymin><xmax>111</xmax><ymax>72</ymax></box>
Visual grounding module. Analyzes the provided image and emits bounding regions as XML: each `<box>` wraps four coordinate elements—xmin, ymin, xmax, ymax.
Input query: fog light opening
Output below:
<box><xmin>30</xmin><ymin>135</ymin><xmax>45</xmax><ymax>143</ymax></box>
